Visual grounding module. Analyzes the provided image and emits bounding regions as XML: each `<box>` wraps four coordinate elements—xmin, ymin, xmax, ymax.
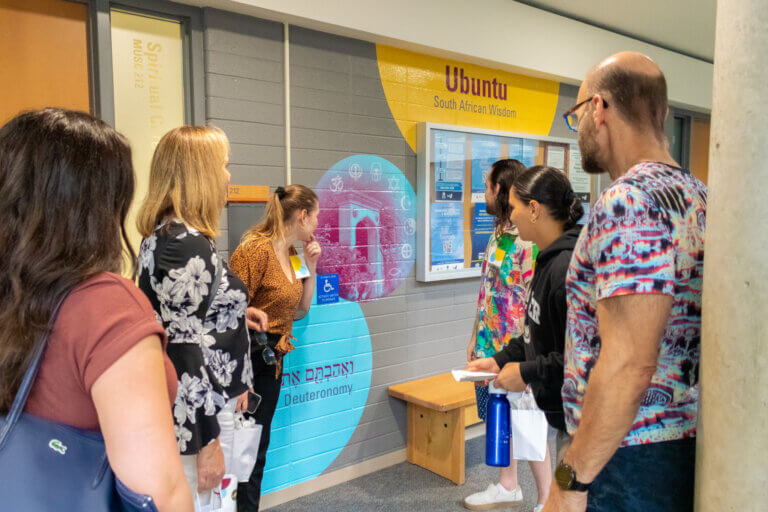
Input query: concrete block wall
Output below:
<box><xmin>289</xmin><ymin>27</ymin><xmax>413</xmax><ymax>185</ymax></box>
<box><xmin>203</xmin><ymin>8</ymin><xmax>286</xmax><ymax>257</ymax></box>
<box><xmin>201</xmin><ymin>8</ymin><xmax>481</xmax><ymax>486</ymax></box>
<box><xmin>202</xmin><ymin>12</ymin><xmax>480</xmax><ymax>477</ymax></box>
<box><xmin>288</xmin><ymin>26</ymin><xmax>478</xmax><ymax>472</ymax></box>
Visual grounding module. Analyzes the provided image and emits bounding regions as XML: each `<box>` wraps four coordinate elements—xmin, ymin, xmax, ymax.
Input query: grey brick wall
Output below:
<box><xmin>288</xmin><ymin>26</ymin><xmax>476</xmax><ymax>474</ymax></box>
<box><xmin>202</xmin><ymin>11</ymin><xmax>471</xmax><ymax>481</ymax></box>
<box><xmin>203</xmin><ymin>8</ymin><xmax>286</xmax><ymax>257</ymax></box>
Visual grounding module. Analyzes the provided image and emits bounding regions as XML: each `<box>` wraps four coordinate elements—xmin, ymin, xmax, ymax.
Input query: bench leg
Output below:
<box><xmin>406</xmin><ymin>403</ymin><xmax>466</xmax><ymax>484</ymax></box>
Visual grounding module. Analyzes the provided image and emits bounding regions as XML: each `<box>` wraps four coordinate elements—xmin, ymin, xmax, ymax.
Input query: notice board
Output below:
<box><xmin>416</xmin><ymin>122</ymin><xmax>593</xmax><ymax>282</ymax></box>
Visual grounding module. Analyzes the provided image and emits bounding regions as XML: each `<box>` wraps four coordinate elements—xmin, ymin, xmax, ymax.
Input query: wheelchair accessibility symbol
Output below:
<box><xmin>317</xmin><ymin>274</ymin><xmax>340</xmax><ymax>305</ymax></box>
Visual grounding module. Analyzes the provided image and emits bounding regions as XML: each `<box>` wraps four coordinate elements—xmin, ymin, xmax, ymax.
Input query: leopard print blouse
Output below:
<box><xmin>229</xmin><ymin>235</ymin><xmax>303</xmax><ymax>341</ymax></box>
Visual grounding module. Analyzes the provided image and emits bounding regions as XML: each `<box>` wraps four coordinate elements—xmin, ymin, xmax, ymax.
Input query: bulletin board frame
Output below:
<box><xmin>416</xmin><ymin>122</ymin><xmax>589</xmax><ymax>282</ymax></box>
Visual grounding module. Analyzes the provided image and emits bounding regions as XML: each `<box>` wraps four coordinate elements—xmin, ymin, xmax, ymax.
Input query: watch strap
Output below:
<box><xmin>570</xmin><ymin>478</ymin><xmax>591</xmax><ymax>492</ymax></box>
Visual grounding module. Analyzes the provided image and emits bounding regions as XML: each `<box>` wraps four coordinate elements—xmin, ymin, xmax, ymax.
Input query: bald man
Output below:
<box><xmin>543</xmin><ymin>52</ymin><xmax>707</xmax><ymax>512</ymax></box>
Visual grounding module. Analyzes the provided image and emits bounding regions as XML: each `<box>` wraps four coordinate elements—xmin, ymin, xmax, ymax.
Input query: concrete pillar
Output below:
<box><xmin>696</xmin><ymin>1</ymin><xmax>768</xmax><ymax>510</ymax></box>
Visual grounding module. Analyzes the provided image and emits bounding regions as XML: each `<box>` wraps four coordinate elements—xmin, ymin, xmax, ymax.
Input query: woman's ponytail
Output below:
<box><xmin>264</xmin><ymin>187</ymin><xmax>286</xmax><ymax>240</ymax></box>
<box><xmin>565</xmin><ymin>196</ymin><xmax>584</xmax><ymax>230</ymax></box>
<box><xmin>242</xmin><ymin>184</ymin><xmax>318</xmax><ymax>245</ymax></box>
<box><xmin>514</xmin><ymin>166</ymin><xmax>584</xmax><ymax>230</ymax></box>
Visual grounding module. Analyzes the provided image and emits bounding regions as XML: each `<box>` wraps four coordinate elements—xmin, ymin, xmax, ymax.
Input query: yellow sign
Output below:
<box><xmin>111</xmin><ymin>9</ymin><xmax>185</xmax><ymax>267</ymax></box>
<box><xmin>376</xmin><ymin>45</ymin><xmax>561</xmax><ymax>152</ymax></box>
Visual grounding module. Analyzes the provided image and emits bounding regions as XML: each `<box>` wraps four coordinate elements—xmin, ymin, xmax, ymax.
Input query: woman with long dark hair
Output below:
<box><xmin>229</xmin><ymin>184</ymin><xmax>322</xmax><ymax>511</ymax></box>
<box><xmin>0</xmin><ymin>108</ymin><xmax>192</xmax><ymax>511</ymax></box>
<box><xmin>469</xmin><ymin>166</ymin><xmax>584</xmax><ymax>472</ymax></box>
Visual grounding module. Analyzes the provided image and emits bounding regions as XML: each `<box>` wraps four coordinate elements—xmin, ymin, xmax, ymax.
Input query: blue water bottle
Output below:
<box><xmin>485</xmin><ymin>382</ymin><xmax>510</xmax><ymax>467</ymax></box>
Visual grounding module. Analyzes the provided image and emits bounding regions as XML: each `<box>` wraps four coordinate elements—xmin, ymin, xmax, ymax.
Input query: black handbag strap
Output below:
<box><xmin>0</xmin><ymin>294</ymin><xmax>68</xmax><ymax>450</ymax></box>
<box><xmin>0</xmin><ymin>256</ymin><xmax>223</xmax><ymax>449</ymax></box>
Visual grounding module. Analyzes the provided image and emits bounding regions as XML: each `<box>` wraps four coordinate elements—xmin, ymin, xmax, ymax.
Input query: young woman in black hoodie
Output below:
<box><xmin>468</xmin><ymin>165</ymin><xmax>584</xmax><ymax>442</ymax></box>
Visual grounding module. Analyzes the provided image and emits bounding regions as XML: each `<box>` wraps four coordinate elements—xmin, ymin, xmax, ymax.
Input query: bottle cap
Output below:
<box><xmin>488</xmin><ymin>381</ymin><xmax>504</xmax><ymax>395</ymax></box>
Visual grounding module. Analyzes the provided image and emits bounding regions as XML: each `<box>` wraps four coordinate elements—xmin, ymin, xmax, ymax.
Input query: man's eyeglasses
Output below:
<box><xmin>563</xmin><ymin>96</ymin><xmax>609</xmax><ymax>133</ymax></box>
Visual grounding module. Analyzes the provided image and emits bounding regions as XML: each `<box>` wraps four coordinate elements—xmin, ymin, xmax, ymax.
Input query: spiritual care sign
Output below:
<box><xmin>110</xmin><ymin>10</ymin><xmax>184</xmax><ymax>261</ymax></box>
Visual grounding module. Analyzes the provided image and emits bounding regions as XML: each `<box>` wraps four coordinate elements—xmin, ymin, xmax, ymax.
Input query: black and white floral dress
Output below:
<box><xmin>138</xmin><ymin>220</ymin><xmax>253</xmax><ymax>455</ymax></box>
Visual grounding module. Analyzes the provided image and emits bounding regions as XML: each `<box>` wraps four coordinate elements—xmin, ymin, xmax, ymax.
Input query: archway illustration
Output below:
<box><xmin>314</xmin><ymin>154</ymin><xmax>416</xmax><ymax>301</ymax></box>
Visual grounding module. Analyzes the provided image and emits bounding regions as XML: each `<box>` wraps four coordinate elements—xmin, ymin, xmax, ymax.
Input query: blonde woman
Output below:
<box><xmin>230</xmin><ymin>184</ymin><xmax>321</xmax><ymax>511</ymax></box>
<box><xmin>136</xmin><ymin>126</ymin><xmax>268</xmax><ymax>509</ymax></box>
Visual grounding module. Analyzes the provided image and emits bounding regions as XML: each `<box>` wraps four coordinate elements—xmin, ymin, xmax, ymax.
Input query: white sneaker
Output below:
<box><xmin>533</xmin><ymin>506</ymin><xmax>544</xmax><ymax>512</ymax></box>
<box><xmin>463</xmin><ymin>483</ymin><xmax>523</xmax><ymax>510</ymax></box>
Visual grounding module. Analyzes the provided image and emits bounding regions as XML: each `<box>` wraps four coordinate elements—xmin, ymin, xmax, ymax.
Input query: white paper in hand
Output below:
<box><xmin>451</xmin><ymin>368</ymin><xmax>498</xmax><ymax>382</ymax></box>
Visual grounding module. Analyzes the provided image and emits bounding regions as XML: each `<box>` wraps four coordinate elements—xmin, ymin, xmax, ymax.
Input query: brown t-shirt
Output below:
<box><xmin>25</xmin><ymin>273</ymin><xmax>177</xmax><ymax>431</ymax></box>
<box><xmin>230</xmin><ymin>236</ymin><xmax>304</xmax><ymax>337</ymax></box>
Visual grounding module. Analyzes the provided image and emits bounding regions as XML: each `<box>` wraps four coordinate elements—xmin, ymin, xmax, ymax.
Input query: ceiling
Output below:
<box><xmin>515</xmin><ymin>0</ymin><xmax>716</xmax><ymax>62</ymax></box>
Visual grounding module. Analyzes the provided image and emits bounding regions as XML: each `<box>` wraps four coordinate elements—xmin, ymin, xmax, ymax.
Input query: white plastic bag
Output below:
<box><xmin>509</xmin><ymin>389</ymin><xmax>548</xmax><ymax>461</ymax></box>
<box><xmin>199</xmin><ymin>474</ymin><xmax>237</xmax><ymax>512</ymax></box>
<box><xmin>231</xmin><ymin>415</ymin><xmax>263</xmax><ymax>483</ymax></box>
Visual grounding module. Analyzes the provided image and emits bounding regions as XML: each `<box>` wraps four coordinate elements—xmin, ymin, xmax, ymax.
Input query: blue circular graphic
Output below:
<box><xmin>261</xmin><ymin>298</ymin><xmax>372</xmax><ymax>493</ymax></box>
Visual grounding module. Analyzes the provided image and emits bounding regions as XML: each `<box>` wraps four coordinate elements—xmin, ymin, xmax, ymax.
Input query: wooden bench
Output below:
<box><xmin>388</xmin><ymin>372</ymin><xmax>482</xmax><ymax>484</ymax></box>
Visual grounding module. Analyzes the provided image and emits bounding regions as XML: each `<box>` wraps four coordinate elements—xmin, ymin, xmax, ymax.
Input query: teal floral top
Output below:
<box><xmin>473</xmin><ymin>226</ymin><xmax>535</xmax><ymax>358</ymax></box>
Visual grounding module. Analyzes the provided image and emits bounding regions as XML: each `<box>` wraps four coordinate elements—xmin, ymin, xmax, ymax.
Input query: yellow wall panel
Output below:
<box><xmin>377</xmin><ymin>44</ymin><xmax>560</xmax><ymax>152</ymax></box>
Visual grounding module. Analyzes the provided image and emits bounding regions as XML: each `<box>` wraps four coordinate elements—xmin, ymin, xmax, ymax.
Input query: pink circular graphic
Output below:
<box><xmin>314</xmin><ymin>155</ymin><xmax>416</xmax><ymax>302</ymax></box>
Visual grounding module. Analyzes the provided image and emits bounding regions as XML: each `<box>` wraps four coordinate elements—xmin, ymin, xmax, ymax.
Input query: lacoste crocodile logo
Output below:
<box><xmin>48</xmin><ymin>439</ymin><xmax>67</xmax><ymax>455</ymax></box>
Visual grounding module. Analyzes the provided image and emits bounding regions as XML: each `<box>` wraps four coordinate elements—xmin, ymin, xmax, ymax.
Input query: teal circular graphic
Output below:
<box><xmin>261</xmin><ymin>298</ymin><xmax>372</xmax><ymax>493</ymax></box>
<box><xmin>314</xmin><ymin>155</ymin><xmax>416</xmax><ymax>301</ymax></box>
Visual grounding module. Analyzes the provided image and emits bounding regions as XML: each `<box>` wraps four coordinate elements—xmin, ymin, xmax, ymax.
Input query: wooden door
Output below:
<box><xmin>0</xmin><ymin>0</ymin><xmax>90</xmax><ymax>125</ymax></box>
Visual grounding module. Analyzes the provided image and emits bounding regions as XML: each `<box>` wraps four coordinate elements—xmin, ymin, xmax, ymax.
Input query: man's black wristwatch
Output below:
<box><xmin>554</xmin><ymin>462</ymin><xmax>591</xmax><ymax>492</ymax></box>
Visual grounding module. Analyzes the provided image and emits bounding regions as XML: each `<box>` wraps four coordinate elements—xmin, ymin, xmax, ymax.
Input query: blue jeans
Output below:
<box><xmin>587</xmin><ymin>437</ymin><xmax>695</xmax><ymax>512</ymax></box>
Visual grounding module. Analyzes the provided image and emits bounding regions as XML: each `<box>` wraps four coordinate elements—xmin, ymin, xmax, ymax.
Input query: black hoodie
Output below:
<box><xmin>493</xmin><ymin>225</ymin><xmax>582</xmax><ymax>432</ymax></box>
